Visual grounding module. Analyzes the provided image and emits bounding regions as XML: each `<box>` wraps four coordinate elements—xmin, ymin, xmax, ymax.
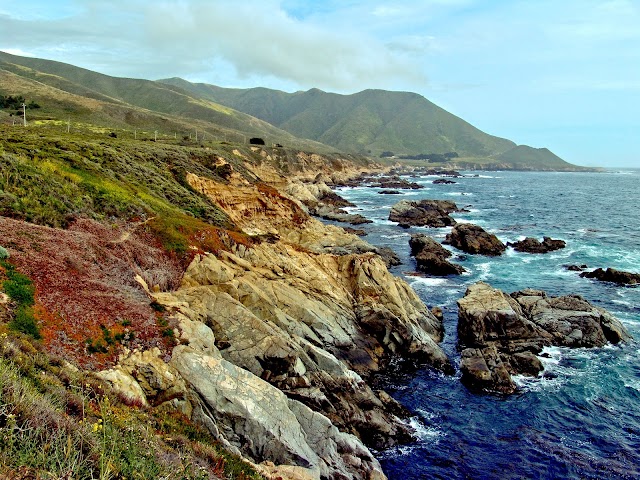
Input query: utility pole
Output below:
<box><xmin>22</xmin><ymin>103</ymin><xmax>27</xmax><ymax>126</ymax></box>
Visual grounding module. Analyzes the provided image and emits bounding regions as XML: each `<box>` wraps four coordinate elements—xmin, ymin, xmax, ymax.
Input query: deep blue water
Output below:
<box><xmin>333</xmin><ymin>169</ymin><xmax>640</xmax><ymax>479</ymax></box>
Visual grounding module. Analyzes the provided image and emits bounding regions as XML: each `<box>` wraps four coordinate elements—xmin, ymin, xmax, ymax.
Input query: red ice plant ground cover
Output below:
<box><xmin>0</xmin><ymin>216</ymin><xmax>183</xmax><ymax>369</ymax></box>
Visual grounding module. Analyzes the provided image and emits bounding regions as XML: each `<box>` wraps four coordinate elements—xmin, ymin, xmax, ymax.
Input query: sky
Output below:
<box><xmin>1</xmin><ymin>0</ymin><xmax>639</xmax><ymax>168</ymax></box>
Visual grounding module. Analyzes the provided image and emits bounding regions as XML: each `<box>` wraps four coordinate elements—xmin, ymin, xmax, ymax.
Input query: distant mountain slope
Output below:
<box><xmin>0</xmin><ymin>51</ymin><xmax>331</xmax><ymax>152</ymax></box>
<box><xmin>160</xmin><ymin>78</ymin><xmax>517</xmax><ymax>157</ymax></box>
<box><xmin>0</xmin><ymin>51</ymin><xmax>589</xmax><ymax>170</ymax></box>
<box><xmin>492</xmin><ymin>145</ymin><xmax>575</xmax><ymax>170</ymax></box>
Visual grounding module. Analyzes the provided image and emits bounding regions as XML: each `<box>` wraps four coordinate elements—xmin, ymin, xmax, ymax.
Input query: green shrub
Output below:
<box><xmin>2</xmin><ymin>260</ymin><xmax>40</xmax><ymax>339</ymax></box>
<box><xmin>9</xmin><ymin>306</ymin><xmax>41</xmax><ymax>339</ymax></box>
<box><xmin>3</xmin><ymin>268</ymin><xmax>35</xmax><ymax>307</ymax></box>
<box><xmin>0</xmin><ymin>245</ymin><xmax>9</xmax><ymax>259</ymax></box>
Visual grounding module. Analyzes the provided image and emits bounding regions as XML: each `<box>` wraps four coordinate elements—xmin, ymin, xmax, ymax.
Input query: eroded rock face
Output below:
<box><xmin>96</xmin><ymin>171</ymin><xmax>452</xmax><ymax>478</ymax></box>
<box><xmin>156</xmin><ymin>245</ymin><xmax>449</xmax><ymax>441</ymax></box>
<box><xmin>172</xmin><ymin>345</ymin><xmax>385</xmax><ymax>480</ymax></box>
<box><xmin>580</xmin><ymin>267</ymin><xmax>640</xmax><ymax>285</ymax></box>
<box><xmin>388</xmin><ymin>199</ymin><xmax>458</xmax><ymax>227</ymax></box>
<box><xmin>507</xmin><ymin>237</ymin><xmax>566</xmax><ymax>253</ymax></box>
<box><xmin>457</xmin><ymin>282</ymin><xmax>631</xmax><ymax>394</ymax></box>
<box><xmin>444</xmin><ymin>223</ymin><xmax>506</xmax><ymax>256</ymax></box>
<box><xmin>409</xmin><ymin>234</ymin><xmax>465</xmax><ymax>276</ymax></box>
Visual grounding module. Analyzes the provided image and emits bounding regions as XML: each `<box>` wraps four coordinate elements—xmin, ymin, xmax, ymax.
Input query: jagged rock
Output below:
<box><xmin>178</xmin><ymin>171</ymin><xmax>450</xmax><ymax>466</ymax></box>
<box><xmin>376</xmin><ymin>246</ymin><xmax>402</xmax><ymax>268</ymax></box>
<box><xmin>507</xmin><ymin>236</ymin><xmax>566</xmax><ymax>253</ymax></box>
<box><xmin>409</xmin><ymin>234</ymin><xmax>465</xmax><ymax>276</ymax></box>
<box><xmin>97</xmin><ymin>347</ymin><xmax>189</xmax><ymax>410</ymax></box>
<box><xmin>171</xmin><ymin>345</ymin><xmax>386</xmax><ymax>480</ymax></box>
<box><xmin>566</xmin><ymin>264</ymin><xmax>588</xmax><ymax>271</ymax></box>
<box><xmin>457</xmin><ymin>282</ymin><xmax>631</xmax><ymax>394</ymax></box>
<box><xmin>388</xmin><ymin>199</ymin><xmax>458</xmax><ymax>227</ymax></box>
<box><xmin>378</xmin><ymin>190</ymin><xmax>402</xmax><ymax>195</ymax></box>
<box><xmin>460</xmin><ymin>345</ymin><xmax>515</xmax><ymax>394</ymax></box>
<box><xmin>444</xmin><ymin>223</ymin><xmax>506</xmax><ymax>256</ymax></box>
<box><xmin>317</xmin><ymin>190</ymin><xmax>355</xmax><ymax>208</ymax></box>
<box><xmin>580</xmin><ymin>267</ymin><xmax>640</xmax><ymax>285</ymax></box>
<box><xmin>312</xmin><ymin>205</ymin><xmax>373</xmax><ymax>225</ymax></box>
<box><xmin>154</xmin><ymin>246</ymin><xmax>449</xmax><ymax>451</ymax></box>
<box><xmin>433</xmin><ymin>179</ymin><xmax>456</xmax><ymax>184</ymax></box>
<box><xmin>343</xmin><ymin>227</ymin><xmax>367</xmax><ymax>236</ymax></box>
<box><xmin>369</xmin><ymin>175</ymin><xmax>423</xmax><ymax>190</ymax></box>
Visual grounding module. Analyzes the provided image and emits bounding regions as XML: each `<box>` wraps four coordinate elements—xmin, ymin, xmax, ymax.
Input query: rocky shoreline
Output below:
<box><xmin>94</xmin><ymin>166</ymin><xmax>633</xmax><ymax>479</ymax></box>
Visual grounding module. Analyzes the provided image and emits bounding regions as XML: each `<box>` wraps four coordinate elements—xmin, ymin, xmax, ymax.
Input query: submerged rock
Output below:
<box><xmin>444</xmin><ymin>223</ymin><xmax>506</xmax><ymax>256</ymax></box>
<box><xmin>507</xmin><ymin>236</ymin><xmax>566</xmax><ymax>253</ymax></box>
<box><xmin>457</xmin><ymin>282</ymin><xmax>631</xmax><ymax>394</ymax></box>
<box><xmin>388</xmin><ymin>199</ymin><xmax>458</xmax><ymax>227</ymax></box>
<box><xmin>580</xmin><ymin>267</ymin><xmax>640</xmax><ymax>285</ymax></box>
<box><xmin>409</xmin><ymin>234</ymin><xmax>465</xmax><ymax>276</ymax></box>
<box><xmin>433</xmin><ymin>179</ymin><xmax>456</xmax><ymax>185</ymax></box>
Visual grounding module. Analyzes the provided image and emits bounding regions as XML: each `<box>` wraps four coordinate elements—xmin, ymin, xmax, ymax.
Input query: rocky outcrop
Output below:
<box><xmin>457</xmin><ymin>282</ymin><xmax>631</xmax><ymax>394</ymax></box>
<box><xmin>444</xmin><ymin>223</ymin><xmax>506</xmax><ymax>256</ymax></box>
<box><xmin>376</xmin><ymin>246</ymin><xmax>402</xmax><ymax>268</ymax></box>
<box><xmin>369</xmin><ymin>176</ymin><xmax>423</xmax><ymax>190</ymax></box>
<box><xmin>97</xmin><ymin>173</ymin><xmax>452</xmax><ymax>478</ymax></box>
<box><xmin>433</xmin><ymin>179</ymin><xmax>456</xmax><ymax>185</ymax></box>
<box><xmin>409</xmin><ymin>234</ymin><xmax>465</xmax><ymax>276</ymax></box>
<box><xmin>507</xmin><ymin>237</ymin><xmax>566</xmax><ymax>253</ymax></box>
<box><xmin>312</xmin><ymin>205</ymin><xmax>373</xmax><ymax>225</ymax></box>
<box><xmin>580</xmin><ymin>267</ymin><xmax>640</xmax><ymax>285</ymax></box>
<box><xmin>378</xmin><ymin>190</ymin><xmax>401</xmax><ymax>195</ymax></box>
<box><xmin>284</xmin><ymin>180</ymin><xmax>372</xmax><ymax>225</ymax></box>
<box><xmin>171</xmin><ymin>344</ymin><xmax>385</xmax><ymax>480</ymax></box>
<box><xmin>388</xmin><ymin>199</ymin><xmax>458</xmax><ymax>228</ymax></box>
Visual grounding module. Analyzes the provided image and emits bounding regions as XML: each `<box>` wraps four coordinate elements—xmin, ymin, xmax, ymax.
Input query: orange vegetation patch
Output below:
<box><xmin>0</xmin><ymin>216</ymin><xmax>183</xmax><ymax>369</ymax></box>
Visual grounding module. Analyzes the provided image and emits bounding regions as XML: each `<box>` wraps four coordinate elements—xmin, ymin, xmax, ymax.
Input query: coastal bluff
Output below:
<box><xmin>98</xmin><ymin>169</ymin><xmax>450</xmax><ymax>479</ymax></box>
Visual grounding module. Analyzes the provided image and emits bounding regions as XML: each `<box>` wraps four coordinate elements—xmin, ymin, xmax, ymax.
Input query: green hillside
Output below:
<box><xmin>160</xmin><ymin>79</ymin><xmax>517</xmax><ymax>157</ymax></box>
<box><xmin>0</xmin><ymin>51</ymin><xmax>589</xmax><ymax>170</ymax></box>
<box><xmin>492</xmin><ymin>145</ymin><xmax>574</xmax><ymax>170</ymax></box>
<box><xmin>0</xmin><ymin>51</ymin><xmax>332</xmax><ymax>152</ymax></box>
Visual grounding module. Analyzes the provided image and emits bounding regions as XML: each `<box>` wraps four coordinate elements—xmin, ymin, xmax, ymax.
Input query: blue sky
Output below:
<box><xmin>1</xmin><ymin>0</ymin><xmax>638</xmax><ymax>167</ymax></box>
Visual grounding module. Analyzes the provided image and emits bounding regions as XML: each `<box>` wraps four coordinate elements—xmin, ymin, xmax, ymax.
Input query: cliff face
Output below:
<box><xmin>98</xmin><ymin>170</ymin><xmax>448</xmax><ymax>479</ymax></box>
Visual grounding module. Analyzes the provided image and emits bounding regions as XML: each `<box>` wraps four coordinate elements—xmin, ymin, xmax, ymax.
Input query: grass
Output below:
<box><xmin>1</xmin><ymin>259</ymin><xmax>39</xmax><ymax>339</ymax></box>
<box><xmin>0</xmin><ymin>331</ymin><xmax>265</xmax><ymax>480</ymax></box>
<box><xmin>0</xmin><ymin>127</ymin><xmax>243</xmax><ymax>250</ymax></box>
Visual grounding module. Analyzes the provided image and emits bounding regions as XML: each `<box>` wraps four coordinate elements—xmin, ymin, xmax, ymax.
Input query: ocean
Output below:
<box><xmin>332</xmin><ymin>169</ymin><xmax>640</xmax><ymax>480</ymax></box>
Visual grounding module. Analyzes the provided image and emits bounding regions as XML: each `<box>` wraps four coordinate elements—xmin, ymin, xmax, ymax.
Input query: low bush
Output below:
<box><xmin>1</xmin><ymin>260</ymin><xmax>40</xmax><ymax>339</ymax></box>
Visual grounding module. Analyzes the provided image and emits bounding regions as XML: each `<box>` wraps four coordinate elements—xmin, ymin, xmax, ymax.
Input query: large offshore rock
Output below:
<box><xmin>409</xmin><ymin>233</ymin><xmax>465</xmax><ymax>276</ymax></box>
<box><xmin>580</xmin><ymin>267</ymin><xmax>640</xmax><ymax>285</ymax></box>
<box><xmin>444</xmin><ymin>223</ymin><xmax>506</xmax><ymax>256</ymax></box>
<box><xmin>388</xmin><ymin>199</ymin><xmax>458</xmax><ymax>227</ymax></box>
<box><xmin>507</xmin><ymin>236</ymin><xmax>566</xmax><ymax>253</ymax></box>
<box><xmin>457</xmin><ymin>282</ymin><xmax>631</xmax><ymax>394</ymax></box>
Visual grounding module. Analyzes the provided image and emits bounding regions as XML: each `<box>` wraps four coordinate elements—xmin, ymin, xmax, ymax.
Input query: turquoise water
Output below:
<box><xmin>333</xmin><ymin>169</ymin><xmax>640</xmax><ymax>479</ymax></box>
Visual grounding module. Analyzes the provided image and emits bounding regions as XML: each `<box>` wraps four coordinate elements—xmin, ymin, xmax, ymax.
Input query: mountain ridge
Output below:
<box><xmin>0</xmin><ymin>51</ymin><xmax>593</xmax><ymax>171</ymax></box>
